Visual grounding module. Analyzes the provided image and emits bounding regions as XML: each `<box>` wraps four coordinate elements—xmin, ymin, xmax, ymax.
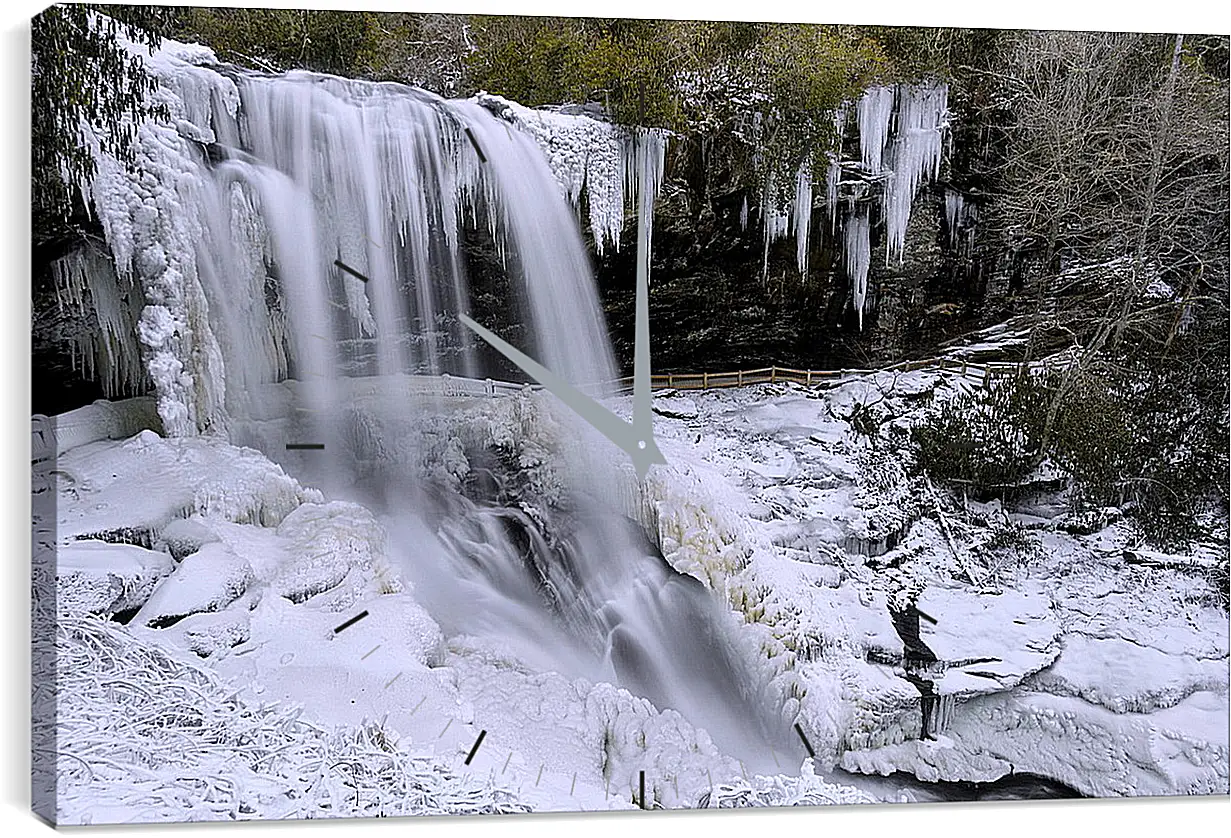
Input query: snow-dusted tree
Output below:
<box><xmin>959</xmin><ymin>30</ymin><xmax>1229</xmax><ymax>543</ymax></box>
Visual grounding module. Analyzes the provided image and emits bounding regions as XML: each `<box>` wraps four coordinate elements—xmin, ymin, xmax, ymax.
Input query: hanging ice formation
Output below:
<box><xmin>757</xmin><ymin>83</ymin><xmax>949</xmax><ymax>328</ymax></box>
<box><xmin>57</xmin><ymin>32</ymin><xmax>655</xmax><ymax>444</ymax></box>
<box><xmin>472</xmin><ymin>93</ymin><xmax>664</xmax><ymax>257</ymax></box>
<box><xmin>844</xmin><ymin>210</ymin><xmax>872</xmax><ymax>331</ymax></box>
<box><xmin>882</xmin><ymin>84</ymin><xmax>949</xmax><ymax>263</ymax></box>
<box><xmin>856</xmin><ymin>86</ymin><xmax>894</xmax><ymax>173</ymax></box>
<box><xmin>944</xmin><ymin>185</ymin><xmax>978</xmax><ymax>255</ymax></box>
<box><xmin>51</xmin><ymin>244</ymin><xmax>148</xmax><ymax>399</ymax></box>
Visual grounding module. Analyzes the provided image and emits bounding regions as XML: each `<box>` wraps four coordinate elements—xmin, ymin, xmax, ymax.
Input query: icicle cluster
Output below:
<box><xmin>756</xmin><ymin>82</ymin><xmax>949</xmax><ymax>329</ymax></box>
<box><xmin>857</xmin><ymin>86</ymin><xmax>894</xmax><ymax>173</ymax></box>
<box><xmin>475</xmin><ymin>93</ymin><xmax>650</xmax><ymax>256</ymax></box>
<box><xmin>52</xmin><ymin>245</ymin><xmax>148</xmax><ymax>399</ymax></box>
<box><xmin>882</xmin><ymin>84</ymin><xmax>949</xmax><ymax>262</ymax></box>
<box><xmin>793</xmin><ymin>163</ymin><xmax>813</xmax><ymax>280</ymax></box>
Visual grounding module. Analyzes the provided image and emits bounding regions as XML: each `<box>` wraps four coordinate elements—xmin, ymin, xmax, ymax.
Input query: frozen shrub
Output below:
<box><xmin>910</xmin><ymin>372</ymin><xmax>1050</xmax><ymax>491</ymax></box>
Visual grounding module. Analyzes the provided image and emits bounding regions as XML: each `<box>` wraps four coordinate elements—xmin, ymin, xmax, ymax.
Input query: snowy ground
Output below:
<box><xmin>38</xmin><ymin>408</ymin><xmax>872</xmax><ymax>823</ymax></box>
<box><xmin>38</xmin><ymin>368</ymin><xmax>1229</xmax><ymax>823</ymax></box>
<box><xmin>622</xmin><ymin>370</ymin><xmax>1228</xmax><ymax>798</ymax></box>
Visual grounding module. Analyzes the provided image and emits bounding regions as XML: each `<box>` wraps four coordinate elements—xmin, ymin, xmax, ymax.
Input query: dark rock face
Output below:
<box><xmin>591</xmin><ymin>178</ymin><xmax>989</xmax><ymax>379</ymax></box>
<box><xmin>582</xmin><ymin>88</ymin><xmax>1032</xmax><ymax>379</ymax></box>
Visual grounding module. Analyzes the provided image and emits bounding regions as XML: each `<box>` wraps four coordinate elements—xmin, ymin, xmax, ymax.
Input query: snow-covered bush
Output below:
<box><xmin>697</xmin><ymin>759</ymin><xmax>878</xmax><ymax>808</ymax></box>
<box><xmin>910</xmin><ymin>372</ymin><xmax>1051</xmax><ymax>491</ymax></box>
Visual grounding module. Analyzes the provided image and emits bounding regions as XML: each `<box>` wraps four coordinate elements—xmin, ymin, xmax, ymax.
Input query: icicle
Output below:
<box><xmin>857</xmin><ymin>87</ymin><xmax>894</xmax><ymax>173</ymax></box>
<box><xmin>844</xmin><ymin>209</ymin><xmax>872</xmax><ymax>330</ymax></box>
<box><xmin>944</xmin><ymin>187</ymin><xmax>965</xmax><ymax>247</ymax></box>
<box><xmin>794</xmin><ymin>161</ymin><xmax>813</xmax><ymax>279</ymax></box>
<box><xmin>628</xmin><ymin>128</ymin><xmax>667</xmax><ymax>279</ymax></box>
<box><xmin>739</xmin><ymin>196</ymin><xmax>749</xmax><ymax>231</ymax></box>
<box><xmin>833</xmin><ymin>105</ymin><xmax>848</xmax><ymax>145</ymax></box>
<box><xmin>883</xmin><ymin>84</ymin><xmax>949</xmax><ymax>263</ymax></box>
<box><xmin>761</xmin><ymin>173</ymin><xmax>791</xmax><ymax>280</ymax></box>
<box><xmin>825</xmin><ymin>156</ymin><xmax>842</xmax><ymax>230</ymax></box>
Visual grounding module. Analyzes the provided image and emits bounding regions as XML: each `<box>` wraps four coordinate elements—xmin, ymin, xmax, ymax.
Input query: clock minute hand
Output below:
<box><xmin>458</xmin><ymin>314</ymin><xmax>665</xmax><ymax>480</ymax></box>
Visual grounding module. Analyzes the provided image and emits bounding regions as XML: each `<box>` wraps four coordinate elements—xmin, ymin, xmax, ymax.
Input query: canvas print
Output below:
<box><xmin>30</xmin><ymin>3</ymin><xmax>1229</xmax><ymax>825</ymax></box>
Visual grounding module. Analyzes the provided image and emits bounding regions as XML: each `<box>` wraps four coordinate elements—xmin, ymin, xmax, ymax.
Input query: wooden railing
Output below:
<box><xmin>35</xmin><ymin>353</ymin><xmax>1075</xmax><ymax>457</ymax></box>
<box><xmin>610</xmin><ymin>351</ymin><xmax>1075</xmax><ymax>394</ymax></box>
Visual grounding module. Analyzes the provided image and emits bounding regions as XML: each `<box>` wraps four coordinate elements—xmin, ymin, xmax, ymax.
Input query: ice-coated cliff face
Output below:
<box><xmin>760</xmin><ymin>83</ymin><xmax>950</xmax><ymax>328</ymax></box>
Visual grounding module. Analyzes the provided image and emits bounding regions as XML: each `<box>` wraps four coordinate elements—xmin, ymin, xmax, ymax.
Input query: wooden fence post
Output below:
<box><xmin>738</xmin><ymin>370</ymin><xmax>743</xmax><ymax>386</ymax></box>
<box><xmin>770</xmin><ymin>366</ymin><xmax>777</xmax><ymax>384</ymax></box>
<box><xmin>806</xmin><ymin>370</ymin><xmax>812</xmax><ymax>387</ymax></box>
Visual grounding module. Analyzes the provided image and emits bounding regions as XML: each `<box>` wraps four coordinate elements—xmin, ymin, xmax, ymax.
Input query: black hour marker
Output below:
<box><xmin>333</xmin><ymin>259</ymin><xmax>371</xmax><ymax>283</ymax></box>
<box><xmin>464</xmin><ymin>729</ymin><xmax>487</xmax><ymax>766</ymax></box>
<box><xmin>794</xmin><ymin>723</ymin><xmax>815</xmax><ymax>758</ymax></box>
<box><xmin>464</xmin><ymin>126</ymin><xmax>487</xmax><ymax>163</ymax></box>
<box><xmin>333</xmin><ymin>609</ymin><xmax>369</xmax><ymax>634</ymax></box>
<box><xmin>286</xmin><ymin>443</ymin><xmax>325</xmax><ymax>450</ymax></box>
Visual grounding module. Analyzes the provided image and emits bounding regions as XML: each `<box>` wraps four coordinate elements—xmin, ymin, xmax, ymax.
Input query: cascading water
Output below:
<box><xmin>64</xmin><ymin>35</ymin><xmax>787</xmax><ymax>771</ymax></box>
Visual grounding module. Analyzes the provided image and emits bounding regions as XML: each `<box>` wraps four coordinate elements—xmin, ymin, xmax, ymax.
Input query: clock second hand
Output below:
<box><xmin>458</xmin><ymin>314</ymin><xmax>665</xmax><ymax>481</ymax></box>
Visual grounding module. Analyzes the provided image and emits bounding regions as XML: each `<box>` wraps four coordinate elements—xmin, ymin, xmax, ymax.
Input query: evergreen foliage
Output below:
<box><xmin>32</xmin><ymin>4</ymin><xmax>171</xmax><ymax>231</ymax></box>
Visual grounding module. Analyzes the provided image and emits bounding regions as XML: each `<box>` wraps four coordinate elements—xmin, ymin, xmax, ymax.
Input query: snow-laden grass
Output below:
<box><xmin>699</xmin><ymin>759</ymin><xmax>878</xmax><ymax>808</ymax></box>
<box><xmin>44</xmin><ymin>612</ymin><xmax>531</xmax><ymax>824</ymax></box>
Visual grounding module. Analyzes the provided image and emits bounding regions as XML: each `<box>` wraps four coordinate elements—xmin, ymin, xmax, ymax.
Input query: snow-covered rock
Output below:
<box><xmin>652</xmin><ymin>394</ymin><xmax>699</xmax><ymax>420</ymax></box>
<box><xmin>56</xmin><ymin>540</ymin><xmax>174</xmax><ymax>616</ymax></box>
<box><xmin>917</xmin><ymin>586</ymin><xmax>1062</xmax><ymax>697</ymax></box>
<box><xmin>56</xmin><ymin>430</ymin><xmax>321</xmax><ymax>543</ymax></box>
<box><xmin>132</xmin><ymin>541</ymin><xmax>254</xmax><ymax>628</ymax></box>
<box><xmin>273</xmin><ymin>501</ymin><xmax>402</xmax><ymax>607</ymax></box>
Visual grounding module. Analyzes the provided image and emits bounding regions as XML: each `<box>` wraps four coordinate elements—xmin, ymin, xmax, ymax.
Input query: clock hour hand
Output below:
<box><xmin>458</xmin><ymin>314</ymin><xmax>665</xmax><ymax>480</ymax></box>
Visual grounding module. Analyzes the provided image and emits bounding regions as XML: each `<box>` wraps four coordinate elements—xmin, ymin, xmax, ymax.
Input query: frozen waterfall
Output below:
<box><xmin>64</xmin><ymin>42</ymin><xmax>627</xmax><ymax>447</ymax></box>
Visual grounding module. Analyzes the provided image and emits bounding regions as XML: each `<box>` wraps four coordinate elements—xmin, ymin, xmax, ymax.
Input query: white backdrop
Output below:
<box><xmin>3</xmin><ymin>2</ymin><xmax>1228</xmax><ymax>837</ymax></box>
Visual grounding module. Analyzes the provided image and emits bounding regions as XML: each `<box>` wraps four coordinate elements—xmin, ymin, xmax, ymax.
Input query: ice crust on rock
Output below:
<box><xmin>56</xmin><ymin>540</ymin><xmax>175</xmax><ymax>617</ymax></box>
<box><xmin>74</xmin><ymin>39</ymin><xmax>234</xmax><ymax>436</ymax></box>
<box><xmin>56</xmin><ymin>430</ymin><xmax>321</xmax><ymax>541</ymax></box>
